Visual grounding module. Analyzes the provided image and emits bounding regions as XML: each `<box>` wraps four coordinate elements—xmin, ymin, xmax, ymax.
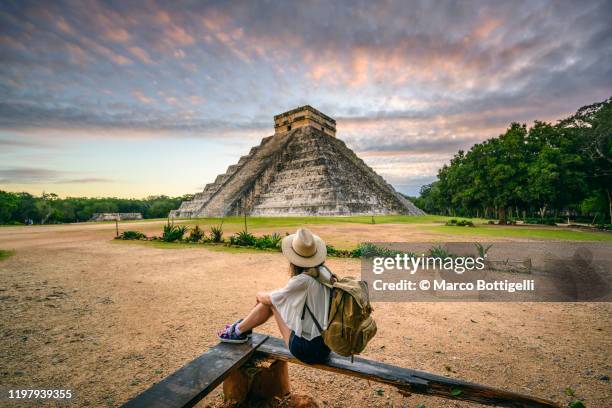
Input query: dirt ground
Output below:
<box><xmin>0</xmin><ymin>221</ymin><xmax>610</xmax><ymax>407</ymax></box>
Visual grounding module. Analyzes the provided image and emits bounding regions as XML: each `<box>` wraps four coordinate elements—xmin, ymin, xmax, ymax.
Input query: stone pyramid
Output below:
<box><xmin>171</xmin><ymin>106</ymin><xmax>424</xmax><ymax>217</ymax></box>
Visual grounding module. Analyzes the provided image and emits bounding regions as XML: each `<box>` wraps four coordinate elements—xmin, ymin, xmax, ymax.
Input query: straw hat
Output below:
<box><xmin>281</xmin><ymin>228</ymin><xmax>327</xmax><ymax>267</ymax></box>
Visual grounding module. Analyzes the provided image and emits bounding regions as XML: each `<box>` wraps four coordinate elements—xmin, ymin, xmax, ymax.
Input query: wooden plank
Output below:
<box><xmin>121</xmin><ymin>333</ymin><xmax>269</xmax><ymax>408</ymax></box>
<box><xmin>255</xmin><ymin>335</ymin><xmax>560</xmax><ymax>408</ymax></box>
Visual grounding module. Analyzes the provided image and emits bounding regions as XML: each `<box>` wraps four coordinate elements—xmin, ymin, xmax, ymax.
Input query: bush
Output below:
<box><xmin>118</xmin><ymin>230</ymin><xmax>146</xmax><ymax>240</ymax></box>
<box><xmin>351</xmin><ymin>242</ymin><xmax>411</xmax><ymax>258</ymax></box>
<box><xmin>326</xmin><ymin>244</ymin><xmax>354</xmax><ymax>258</ymax></box>
<box><xmin>210</xmin><ymin>225</ymin><xmax>224</xmax><ymax>242</ymax></box>
<box><xmin>596</xmin><ymin>223</ymin><xmax>612</xmax><ymax>231</ymax></box>
<box><xmin>446</xmin><ymin>219</ymin><xmax>474</xmax><ymax>227</ymax></box>
<box><xmin>230</xmin><ymin>230</ymin><xmax>257</xmax><ymax>246</ymax></box>
<box><xmin>187</xmin><ymin>225</ymin><xmax>205</xmax><ymax>242</ymax></box>
<box><xmin>428</xmin><ymin>245</ymin><xmax>455</xmax><ymax>259</ymax></box>
<box><xmin>254</xmin><ymin>233</ymin><xmax>282</xmax><ymax>249</ymax></box>
<box><xmin>162</xmin><ymin>224</ymin><xmax>187</xmax><ymax>242</ymax></box>
<box><xmin>325</xmin><ymin>243</ymin><xmax>415</xmax><ymax>259</ymax></box>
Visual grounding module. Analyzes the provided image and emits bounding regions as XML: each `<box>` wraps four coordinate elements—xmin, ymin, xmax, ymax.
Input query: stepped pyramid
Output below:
<box><xmin>171</xmin><ymin>106</ymin><xmax>424</xmax><ymax>217</ymax></box>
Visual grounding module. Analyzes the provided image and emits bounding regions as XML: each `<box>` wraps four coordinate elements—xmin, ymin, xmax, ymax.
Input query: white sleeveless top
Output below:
<box><xmin>270</xmin><ymin>266</ymin><xmax>332</xmax><ymax>341</ymax></box>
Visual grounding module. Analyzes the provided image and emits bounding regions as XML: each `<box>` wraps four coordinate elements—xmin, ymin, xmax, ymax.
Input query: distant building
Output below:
<box><xmin>90</xmin><ymin>213</ymin><xmax>143</xmax><ymax>222</ymax></box>
<box><xmin>171</xmin><ymin>106</ymin><xmax>424</xmax><ymax>217</ymax></box>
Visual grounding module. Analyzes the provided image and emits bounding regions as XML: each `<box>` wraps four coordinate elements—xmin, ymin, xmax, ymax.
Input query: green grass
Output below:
<box><xmin>0</xmin><ymin>249</ymin><xmax>15</xmax><ymax>261</ymax></box>
<box><xmin>92</xmin><ymin>217</ymin><xmax>169</xmax><ymax>224</ymax></box>
<box><xmin>428</xmin><ymin>225</ymin><xmax>612</xmax><ymax>241</ymax></box>
<box><xmin>185</xmin><ymin>215</ymin><xmax>465</xmax><ymax>228</ymax></box>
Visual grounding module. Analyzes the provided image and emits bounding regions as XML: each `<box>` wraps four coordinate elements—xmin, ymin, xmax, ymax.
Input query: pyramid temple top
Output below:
<box><xmin>274</xmin><ymin>105</ymin><xmax>336</xmax><ymax>137</ymax></box>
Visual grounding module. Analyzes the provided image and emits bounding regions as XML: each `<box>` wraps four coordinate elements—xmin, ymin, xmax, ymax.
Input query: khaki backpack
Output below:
<box><xmin>303</xmin><ymin>268</ymin><xmax>377</xmax><ymax>359</ymax></box>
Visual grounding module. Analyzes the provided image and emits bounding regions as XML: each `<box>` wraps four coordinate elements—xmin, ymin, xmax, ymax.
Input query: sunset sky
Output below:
<box><xmin>1</xmin><ymin>0</ymin><xmax>611</xmax><ymax>198</ymax></box>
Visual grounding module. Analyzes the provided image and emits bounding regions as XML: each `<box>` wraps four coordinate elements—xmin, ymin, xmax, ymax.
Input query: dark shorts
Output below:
<box><xmin>288</xmin><ymin>331</ymin><xmax>331</xmax><ymax>365</ymax></box>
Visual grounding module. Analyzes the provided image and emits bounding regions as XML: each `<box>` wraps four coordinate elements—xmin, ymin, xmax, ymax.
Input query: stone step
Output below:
<box><xmin>197</xmin><ymin>130</ymin><xmax>296</xmax><ymax>216</ymax></box>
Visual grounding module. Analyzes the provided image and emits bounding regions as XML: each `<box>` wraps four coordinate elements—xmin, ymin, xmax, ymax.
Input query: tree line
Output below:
<box><xmin>413</xmin><ymin>97</ymin><xmax>612</xmax><ymax>224</ymax></box>
<box><xmin>0</xmin><ymin>192</ymin><xmax>194</xmax><ymax>224</ymax></box>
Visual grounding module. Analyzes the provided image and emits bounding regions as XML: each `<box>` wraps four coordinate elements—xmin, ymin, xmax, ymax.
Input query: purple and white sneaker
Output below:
<box><xmin>222</xmin><ymin>319</ymin><xmax>252</xmax><ymax>337</ymax></box>
<box><xmin>217</xmin><ymin>320</ymin><xmax>251</xmax><ymax>343</ymax></box>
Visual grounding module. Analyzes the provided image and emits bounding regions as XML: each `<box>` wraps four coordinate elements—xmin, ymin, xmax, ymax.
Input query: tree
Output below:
<box><xmin>559</xmin><ymin>98</ymin><xmax>612</xmax><ymax>222</ymax></box>
<box><xmin>0</xmin><ymin>191</ymin><xmax>19</xmax><ymax>223</ymax></box>
<box><xmin>418</xmin><ymin>97</ymin><xmax>610</xmax><ymax>223</ymax></box>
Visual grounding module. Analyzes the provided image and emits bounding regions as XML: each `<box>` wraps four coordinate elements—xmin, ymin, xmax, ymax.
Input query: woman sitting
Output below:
<box><xmin>217</xmin><ymin>228</ymin><xmax>332</xmax><ymax>364</ymax></box>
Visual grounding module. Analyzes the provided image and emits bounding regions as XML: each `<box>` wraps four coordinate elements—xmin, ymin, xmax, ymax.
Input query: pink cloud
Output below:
<box><xmin>104</xmin><ymin>27</ymin><xmax>131</xmax><ymax>43</ymax></box>
<box><xmin>128</xmin><ymin>46</ymin><xmax>153</xmax><ymax>64</ymax></box>
<box><xmin>132</xmin><ymin>90</ymin><xmax>153</xmax><ymax>104</ymax></box>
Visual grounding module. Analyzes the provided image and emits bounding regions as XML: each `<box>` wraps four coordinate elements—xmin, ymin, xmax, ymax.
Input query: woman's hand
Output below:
<box><xmin>256</xmin><ymin>291</ymin><xmax>272</xmax><ymax>305</ymax></box>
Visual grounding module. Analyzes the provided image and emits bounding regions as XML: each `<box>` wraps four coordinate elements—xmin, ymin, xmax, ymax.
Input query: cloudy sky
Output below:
<box><xmin>1</xmin><ymin>0</ymin><xmax>611</xmax><ymax>198</ymax></box>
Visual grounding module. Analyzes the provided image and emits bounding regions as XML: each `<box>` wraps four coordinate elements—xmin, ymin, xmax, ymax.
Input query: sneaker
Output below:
<box><xmin>223</xmin><ymin>319</ymin><xmax>252</xmax><ymax>337</ymax></box>
<box><xmin>218</xmin><ymin>321</ymin><xmax>249</xmax><ymax>343</ymax></box>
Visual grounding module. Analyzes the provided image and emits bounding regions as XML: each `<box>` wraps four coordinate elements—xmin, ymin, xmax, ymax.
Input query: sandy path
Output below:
<box><xmin>0</xmin><ymin>223</ymin><xmax>610</xmax><ymax>407</ymax></box>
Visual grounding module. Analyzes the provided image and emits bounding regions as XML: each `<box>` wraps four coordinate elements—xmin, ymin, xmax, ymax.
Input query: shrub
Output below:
<box><xmin>230</xmin><ymin>230</ymin><xmax>257</xmax><ymax>246</ymax></box>
<box><xmin>210</xmin><ymin>225</ymin><xmax>224</xmax><ymax>242</ymax></box>
<box><xmin>446</xmin><ymin>219</ymin><xmax>474</xmax><ymax>227</ymax></box>
<box><xmin>596</xmin><ymin>224</ymin><xmax>612</xmax><ymax>231</ymax></box>
<box><xmin>187</xmin><ymin>225</ymin><xmax>205</xmax><ymax>242</ymax></box>
<box><xmin>326</xmin><ymin>244</ymin><xmax>354</xmax><ymax>258</ymax></box>
<box><xmin>351</xmin><ymin>242</ymin><xmax>411</xmax><ymax>258</ymax></box>
<box><xmin>118</xmin><ymin>230</ymin><xmax>146</xmax><ymax>240</ymax></box>
<box><xmin>428</xmin><ymin>245</ymin><xmax>455</xmax><ymax>259</ymax></box>
<box><xmin>162</xmin><ymin>224</ymin><xmax>187</xmax><ymax>242</ymax></box>
<box><xmin>254</xmin><ymin>233</ymin><xmax>282</xmax><ymax>249</ymax></box>
<box><xmin>474</xmin><ymin>242</ymin><xmax>493</xmax><ymax>258</ymax></box>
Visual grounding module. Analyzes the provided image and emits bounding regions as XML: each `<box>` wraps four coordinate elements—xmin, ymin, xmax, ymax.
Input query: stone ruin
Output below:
<box><xmin>171</xmin><ymin>106</ymin><xmax>424</xmax><ymax>217</ymax></box>
<box><xmin>90</xmin><ymin>213</ymin><xmax>143</xmax><ymax>222</ymax></box>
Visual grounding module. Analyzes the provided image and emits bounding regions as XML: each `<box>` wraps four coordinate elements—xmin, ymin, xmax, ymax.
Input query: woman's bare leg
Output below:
<box><xmin>271</xmin><ymin>305</ymin><xmax>292</xmax><ymax>347</ymax></box>
<box><xmin>236</xmin><ymin>302</ymin><xmax>272</xmax><ymax>332</ymax></box>
<box><xmin>234</xmin><ymin>302</ymin><xmax>291</xmax><ymax>348</ymax></box>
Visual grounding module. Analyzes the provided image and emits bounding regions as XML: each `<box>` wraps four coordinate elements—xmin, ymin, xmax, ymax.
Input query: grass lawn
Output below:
<box><xmin>179</xmin><ymin>214</ymin><xmax>467</xmax><ymax>228</ymax></box>
<box><xmin>427</xmin><ymin>225</ymin><xmax>612</xmax><ymax>241</ymax></box>
<box><xmin>0</xmin><ymin>249</ymin><xmax>15</xmax><ymax>261</ymax></box>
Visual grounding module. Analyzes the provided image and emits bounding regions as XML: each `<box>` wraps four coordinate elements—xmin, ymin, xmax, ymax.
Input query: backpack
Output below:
<box><xmin>303</xmin><ymin>267</ymin><xmax>377</xmax><ymax>360</ymax></box>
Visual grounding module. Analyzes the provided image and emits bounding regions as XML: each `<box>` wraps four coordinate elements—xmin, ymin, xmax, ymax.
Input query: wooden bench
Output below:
<box><xmin>121</xmin><ymin>333</ymin><xmax>560</xmax><ymax>408</ymax></box>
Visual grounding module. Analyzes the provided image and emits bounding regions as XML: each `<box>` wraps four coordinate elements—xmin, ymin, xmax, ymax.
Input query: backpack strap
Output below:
<box><xmin>301</xmin><ymin>268</ymin><xmax>332</xmax><ymax>335</ymax></box>
<box><xmin>302</xmin><ymin>302</ymin><xmax>324</xmax><ymax>334</ymax></box>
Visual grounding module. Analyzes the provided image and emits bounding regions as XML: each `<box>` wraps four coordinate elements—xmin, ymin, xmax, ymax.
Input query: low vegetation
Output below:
<box><xmin>115</xmin><ymin>224</ymin><xmax>500</xmax><ymax>258</ymax></box>
<box><xmin>445</xmin><ymin>219</ymin><xmax>475</xmax><ymax>227</ymax></box>
<box><xmin>0</xmin><ymin>249</ymin><xmax>15</xmax><ymax>261</ymax></box>
<box><xmin>161</xmin><ymin>224</ymin><xmax>188</xmax><ymax>242</ymax></box>
<box><xmin>210</xmin><ymin>225</ymin><xmax>224</xmax><ymax>242</ymax></box>
<box><xmin>118</xmin><ymin>230</ymin><xmax>147</xmax><ymax>240</ymax></box>
<box><xmin>187</xmin><ymin>225</ymin><xmax>205</xmax><ymax>242</ymax></box>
